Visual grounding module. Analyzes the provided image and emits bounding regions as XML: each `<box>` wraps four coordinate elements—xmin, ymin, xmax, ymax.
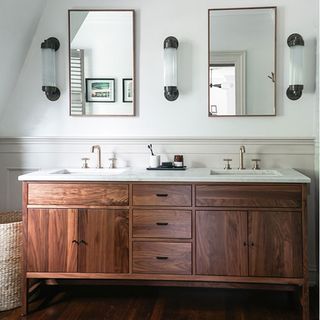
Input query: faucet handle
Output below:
<box><xmin>108</xmin><ymin>154</ymin><xmax>117</xmax><ymax>169</ymax></box>
<box><xmin>251</xmin><ymin>159</ymin><xmax>261</xmax><ymax>170</ymax></box>
<box><xmin>223</xmin><ymin>159</ymin><xmax>232</xmax><ymax>170</ymax></box>
<box><xmin>81</xmin><ymin>157</ymin><xmax>90</xmax><ymax>169</ymax></box>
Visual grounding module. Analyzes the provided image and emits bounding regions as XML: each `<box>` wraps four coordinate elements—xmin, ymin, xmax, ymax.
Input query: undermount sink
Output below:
<box><xmin>210</xmin><ymin>169</ymin><xmax>282</xmax><ymax>176</ymax></box>
<box><xmin>51</xmin><ymin>168</ymin><xmax>127</xmax><ymax>175</ymax></box>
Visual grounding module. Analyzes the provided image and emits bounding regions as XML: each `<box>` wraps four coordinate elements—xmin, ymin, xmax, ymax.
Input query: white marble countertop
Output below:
<box><xmin>18</xmin><ymin>168</ymin><xmax>311</xmax><ymax>183</ymax></box>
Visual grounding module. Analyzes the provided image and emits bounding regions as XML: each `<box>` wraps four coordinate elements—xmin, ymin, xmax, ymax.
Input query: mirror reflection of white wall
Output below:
<box><xmin>70</xmin><ymin>11</ymin><xmax>134</xmax><ymax>116</ymax></box>
<box><xmin>209</xmin><ymin>8</ymin><xmax>276</xmax><ymax>116</ymax></box>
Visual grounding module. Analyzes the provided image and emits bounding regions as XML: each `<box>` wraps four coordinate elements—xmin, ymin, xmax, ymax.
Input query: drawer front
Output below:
<box><xmin>196</xmin><ymin>184</ymin><xmax>302</xmax><ymax>208</ymax></box>
<box><xmin>133</xmin><ymin>242</ymin><xmax>192</xmax><ymax>275</ymax></box>
<box><xmin>28</xmin><ymin>183</ymin><xmax>129</xmax><ymax>206</ymax></box>
<box><xmin>133</xmin><ymin>210</ymin><xmax>192</xmax><ymax>239</ymax></box>
<box><xmin>132</xmin><ymin>184</ymin><xmax>192</xmax><ymax>206</ymax></box>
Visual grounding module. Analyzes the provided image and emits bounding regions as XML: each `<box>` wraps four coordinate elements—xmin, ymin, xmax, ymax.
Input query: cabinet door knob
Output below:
<box><xmin>243</xmin><ymin>242</ymin><xmax>247</xmax><ymax>246</ymax></box>
<box><xmin>156</xmin><ymin>222</ymin><xmax>169</xmax><ymax>226</ymax></box>
<box><xmin>250</xmin><ymin>242</ymin><xmax>255</xmax><ymax>247</ymax></box>
<box><xmin>72</xmin><ymin>240</ymin><xmax>79</xmax><ymax>245</ymax></box>
<box><xmin>156</xmin><ymin>194</ymin><xmax>168</xmax><ymax>197</ymax></box>
<box><xmin>156</xmin><ymin>256</ymin><xmax>168</xmax><ymax>260</ymax></box>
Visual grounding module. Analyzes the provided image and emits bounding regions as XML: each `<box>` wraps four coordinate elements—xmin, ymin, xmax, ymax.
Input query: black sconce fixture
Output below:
<box><xmin>164</xmin><ymin>36</ymin><xmax>179</xmax><ymax>101</ymax></box>
<box><xmin>287</xmin><ymin>33</ymin><xmax>304</xmax><ymax>100</ymax></box>
<box><xmin>41</xmin><ymin>37</ymin><xmax>60</xmax><ymax>101</ymax></box>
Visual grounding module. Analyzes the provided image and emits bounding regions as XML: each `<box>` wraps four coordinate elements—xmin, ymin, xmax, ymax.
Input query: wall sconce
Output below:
<box><xmin>164</xmin><ymin>36</ymin><xmax>179</xmax><ymax>101</ymax></box>
<box><xmin>287</xmin><ymin>33</ymin><xmax>304</xmax><ymax>100</ymax></box>
<box><xmin>41</xmin><ymin>37</ymin><xmax>60</xmax><ymax>101</ymax></box>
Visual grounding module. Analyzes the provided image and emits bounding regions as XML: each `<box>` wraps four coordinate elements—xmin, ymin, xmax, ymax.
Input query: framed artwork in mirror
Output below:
<box><xmin>69</xmin><ymin>9</ymin><xmax>135</xmax><ymax>116</ymax></box>
<box><xmin>123</xmin><ymin>78</ymin><xmax>133</xmax><ymax>103</ymax></box>
<box><xmin>86</xmin><ymin>78</ymin><xmax>115</xmax><ymax>103</ymax></box>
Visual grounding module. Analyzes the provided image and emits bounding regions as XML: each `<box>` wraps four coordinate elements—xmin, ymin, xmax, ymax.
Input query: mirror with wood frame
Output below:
<box><xmin>69</xmin><ymin>10</ymin><xmax>135</xmax><ymax>116</ymax></box>
<box><xmin>208</xmin><ymin>7</ymin><xmax>276</xmax><ymax>116</ymax></box>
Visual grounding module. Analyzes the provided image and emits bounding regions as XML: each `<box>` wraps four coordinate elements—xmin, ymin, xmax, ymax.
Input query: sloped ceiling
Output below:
<box><xmin>0</xmin><ymin>0</ymin><xmax>47</xmax><ymax>117</ymax></box>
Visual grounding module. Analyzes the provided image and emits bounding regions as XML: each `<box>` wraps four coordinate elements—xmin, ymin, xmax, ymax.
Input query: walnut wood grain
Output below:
<box><xmin>27</xmin><ymin>209</ymin><xmax>78</xmax><ymax>273</ymax></box>
<box><xmin>132</xmin><ymin>209</ymin><xmax>191</xmax><ymax>239</ymax></box>
<box><xmin>132</xmin><ymin>242</ymin><xmax>192</xmax><ymax>275</ymax></box>
<box><xmin>26</xmin><ymin>272</ymin><xmax>304</xmax><ymax>286</ymax></box>
<box><xmin>196</xmin><ymin>211</ymin><xmax>248</xmax><ymax>276</ymax></box>
<box><xmin>248</xmin><ymin>210</ymin><xmax>303</xmax><ymax>278</ymax></box>
<box><xmin>28</xmin><ymin>183</ymin><xmax>129</xmax><ymax>206</ymax></box>
<box><xmin>195</xmin><ymin>184</ymin><xmax>302</xmax><ymax>208</ymax></box>
<box><xmin>22</xmin><ymin>180</ymin><xmax>308</xmax><ymax>318</ymax></box>
<box><xmin>78</xmin><ymin>209</ymin><xmax>129</xmax><ymax>273</ymax></box>
<box><xmin>301</xmin><ymin>184</ymin><xmax>309</xmax><ymax>320</ymax></box>
<box><xmin>132</xmin><ymin>184</ymin><xmax>192</xmax><ymax>206</ymax></box>
<box><xmin>21</xmin><ymin>182</ymin><xmax>28</xmax><ymax>317</ymax></box>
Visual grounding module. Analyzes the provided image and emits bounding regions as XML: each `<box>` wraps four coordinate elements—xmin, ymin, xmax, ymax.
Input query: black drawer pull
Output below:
<box><xmin>156</xmin><ymin>193</ymin><xmax>168</xmax><ymax>197</ymax></box>
<box><xmin>156</xmin><ymin>222</ymin><xmax>169</xmax><ymax>226</ymax></box>
<box><xmin>72</xmin><ymin>240</ymin><xmax>79</xmax><ymax>245</ymax></box>
<box><xmin>156</xmin><ymin>256</ymin><xmax>168</xmax><ymax>260</ymax></box>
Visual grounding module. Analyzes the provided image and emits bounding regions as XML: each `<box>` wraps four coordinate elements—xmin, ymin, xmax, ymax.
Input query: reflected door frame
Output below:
<box><xmin>210</xmin><ymin>51</ymin><xmax>246</xmax><ymax>115</ymax></box>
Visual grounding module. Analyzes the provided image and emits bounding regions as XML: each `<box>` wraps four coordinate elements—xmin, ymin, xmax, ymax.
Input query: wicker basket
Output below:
<box><xmin>0</xmin><ymin>212</ymin><xmax>22</xmax><ymax>311</ymax></box>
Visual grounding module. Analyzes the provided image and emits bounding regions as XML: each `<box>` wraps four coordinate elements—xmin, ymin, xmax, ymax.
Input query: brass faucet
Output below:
<box><xmin>91</xmin><ymin>145</ymin><xmax>102</xmax><ymax>168</ymax></box>
<box><xmin>239</xmin><ymin>145</ymin><xmax>246</xmax><ymax>170</ymax></box>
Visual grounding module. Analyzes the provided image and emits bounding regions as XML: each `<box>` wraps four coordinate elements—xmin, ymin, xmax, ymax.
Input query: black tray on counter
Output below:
<box><xmin>146</xmin><ymin>166</ymin><xmax>187</xmax><ymax>171</ymax></box>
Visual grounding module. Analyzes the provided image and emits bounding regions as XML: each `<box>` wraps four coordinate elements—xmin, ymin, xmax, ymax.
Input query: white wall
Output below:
<box><xmin>0</xmin><ymin>0</ymin><xmax>47</xmax><ymax>117</ymax></box>
<box><xmin>0</xmin><ymin>0</ymin><xmax>318</xmax><ymax>137</ymax></box>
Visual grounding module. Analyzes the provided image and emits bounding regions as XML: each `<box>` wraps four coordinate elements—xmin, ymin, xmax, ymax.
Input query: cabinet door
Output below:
<box><xmin>248</xmin><ymin>211</ymin><xmax>303</xmax><ymax>277</ymax></box>
<box><xmin>78</xmin><ymin>209</ymin><xmax>129</xmax><ymax>273</ymax></box>
<box><xmin>27</xmin><ymin>209</ymin><xmax>78</xmax><ymax>272</ymax></box>
<box><xmin>196</xmin><ymin>211</ymin><xmax>248</xmax><ymax>276</ymax></box>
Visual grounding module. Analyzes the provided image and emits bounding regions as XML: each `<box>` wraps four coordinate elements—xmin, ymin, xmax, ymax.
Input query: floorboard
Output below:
<box><xmin>0</xmin><ymin>286</ymin><xmax>318</xmax><ymax>320</ymax></box>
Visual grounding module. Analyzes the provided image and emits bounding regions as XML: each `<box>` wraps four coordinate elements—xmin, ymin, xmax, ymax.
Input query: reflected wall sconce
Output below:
<box><xmin>164</xmin><ymin>36</ymin><xmax>179</xmax><ymax>101</ymax></box>
<box><xmin>287</xmin><ymin>33</ymin><xmax>304</xmax><ymax>100</ymax></box>
<box><xmin>41</xmin><ymin>37</ymin><xmax>60</xmax><ymax>101</ymax></box>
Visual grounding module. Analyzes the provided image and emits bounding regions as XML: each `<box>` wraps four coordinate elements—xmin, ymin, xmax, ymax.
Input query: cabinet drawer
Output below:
<box><xmin>196</xmin><ymin>184</ymin><xmax>301</xmax><ymax>208</ymax></box>
<box><xmin>133</xmin><ymin>242</ymin><xmax>192</xmax><ymax>275</ymax></box>
<box><xmin>133</xmin><ymin>210</ymin><xmax>191</xmax><ymax>239</ymax></box>
<box><xmin>132</xmin><ymin>184</ymin><xmax>192</xmax><ymax>206</ymax></box>
<box><xmin>28</xmin><ymin>183</ymin><xmax>129</xmax><ymax>206</ymax></box>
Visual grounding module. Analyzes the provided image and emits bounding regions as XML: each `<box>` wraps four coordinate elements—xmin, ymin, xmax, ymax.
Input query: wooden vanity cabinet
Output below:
<box><xmin>196</xmin><ymin>210</ymin><xmax>248</xmax><ymax>276</ymax></box>
<box><xmin>27</xmin><ymin>208</ymin><xmax>78</xmax><ymax>273</ymax></box>
<box><xmin>78</xmin><ymin>209</ymin><xmax>129</xmax><ymax>273</ymax></box>
<box><xmin>196</xmin><ymin>210</ymin><xmax>303</xmax><ymax>278</ymax></box>
<box><xmin>27</xmin><ymin>208</ymin><xmax>129</xmax><ymax>273</ymax></box>
<box><xmin>22</xmin><ymin>181</ymin><xmax>309</xmax><ymax>319</ymax></box>
<box><xmin>248</xmin><ymin>210</ymin><xmax>303</xmax><ymax>277</ymax></box>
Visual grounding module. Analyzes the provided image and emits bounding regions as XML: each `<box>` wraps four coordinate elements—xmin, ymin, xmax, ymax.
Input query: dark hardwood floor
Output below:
<box><xmin>0</xmin><ymin>285</ymin><xmax>318</xmax><ymax>320</ymax></box>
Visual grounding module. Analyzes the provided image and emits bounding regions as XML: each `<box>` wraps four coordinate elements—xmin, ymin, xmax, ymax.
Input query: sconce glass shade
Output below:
<box><xmin>42</xmin><ymin>47</ymin><xmax>56</xmax><ymax>87</ymax></box>
<box><xmin>164</xmin><ymin>36</ymin><xmax>179</xmax><ymax>101</ymax></box>
<box><xmin>41</xmin><ymin>37</ymin><xmax>60</xmax><ymax>101</ymax></box>
<box><xmin>287</xmin><ymin>33</ymin><xmax>304</xmax><ymax>100</ymax></box>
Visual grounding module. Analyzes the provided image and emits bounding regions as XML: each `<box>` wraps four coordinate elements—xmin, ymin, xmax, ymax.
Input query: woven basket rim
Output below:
<box><xmin>0</xmin><ymin>212</ymin><xmax>22</xmax><ymax>225</ymax></box>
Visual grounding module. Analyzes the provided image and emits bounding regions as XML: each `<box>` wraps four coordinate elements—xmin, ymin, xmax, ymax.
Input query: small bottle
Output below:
<box><xmin>174</xmin><ymin>155</ymin><xmax>184</xmax><ymax>167</ymax></box>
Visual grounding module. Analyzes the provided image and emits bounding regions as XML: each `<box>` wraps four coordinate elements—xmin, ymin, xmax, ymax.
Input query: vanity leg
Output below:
<box><xmin>300</xmin><ymin>284</ymin><xmax>309</xmax><ymax>320</ymax></box>
<box><xmin>21</xmin><ymin>277</ymin><xmax>28</xmax><ymax>317</ymax></box>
